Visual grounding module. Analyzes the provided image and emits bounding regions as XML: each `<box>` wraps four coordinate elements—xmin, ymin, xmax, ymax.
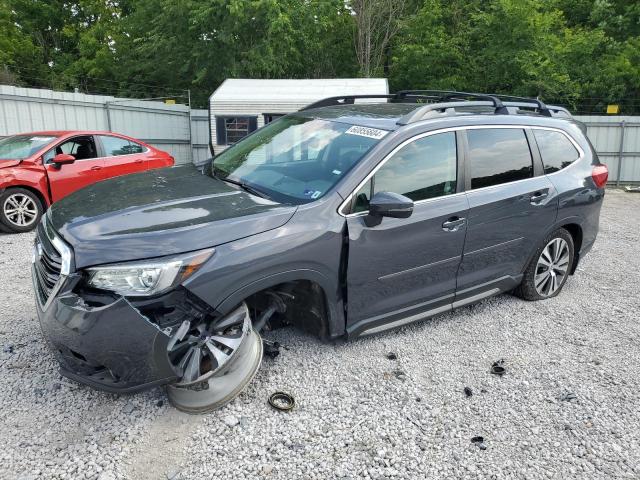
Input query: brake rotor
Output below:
<box><xmin>166</xmin><ymin>303</ymin><xmax>263</xmax><ymax>413</ymax></box>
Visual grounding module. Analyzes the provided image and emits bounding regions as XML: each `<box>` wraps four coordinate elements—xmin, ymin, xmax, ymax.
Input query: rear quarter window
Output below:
<box><xmin>533</xmin><ymin>129</ymin><xmax>580</xmax><ymax>174</ymax></box>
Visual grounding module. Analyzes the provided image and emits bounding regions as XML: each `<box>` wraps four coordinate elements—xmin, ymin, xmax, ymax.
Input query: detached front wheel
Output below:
<box><xmin>516</xmin><ymin>228</ymin><xmax>575</xmax><ymax>301</ymax></box>
<box><xmin>0</xmin><ymin>188</ymin><xmax>43</xmax><ymax>233</ymax></box>
<box><xmin>166</xmin><ymin>303</ymin><xmax>263</xmax><ymax>413</ymax></box>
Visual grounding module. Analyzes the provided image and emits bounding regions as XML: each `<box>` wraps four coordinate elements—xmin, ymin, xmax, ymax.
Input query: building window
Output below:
<box><xmin>263</xmin><ymin>113</ymin><xmax>284</xmax><ymax>124</ymax></box>
<box><xmin>216</xmin><ymin>116</ymin><xmax>257</xmax><ymax>145</ymax></box>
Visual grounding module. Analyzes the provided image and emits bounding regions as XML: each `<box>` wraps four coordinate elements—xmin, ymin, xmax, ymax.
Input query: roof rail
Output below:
<box><xmin>300</xmin><ymin>94</ymin><xmax>398</xmax><ymax>111</ymax></box>
<box><xmin>299</xmin><ymin>90</ymin><xmax>572</xmax><ymax>122</ymax></box>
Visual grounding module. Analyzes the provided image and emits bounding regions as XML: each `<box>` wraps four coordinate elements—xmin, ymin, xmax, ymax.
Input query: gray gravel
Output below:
<box><xmin>1</xmin><ymin>189</ymin><xmax>639</xmax><ymax>479</ymax></box>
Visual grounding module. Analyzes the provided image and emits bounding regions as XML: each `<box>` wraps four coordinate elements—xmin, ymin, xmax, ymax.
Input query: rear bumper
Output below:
<box><xmin>33</xmin><ymin>271</ymin><xmax>178</xmax><ymax>393</ymax></box>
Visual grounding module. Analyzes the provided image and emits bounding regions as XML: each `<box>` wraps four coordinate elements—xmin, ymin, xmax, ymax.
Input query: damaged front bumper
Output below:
<box><xmin>33</xmin><ymin>272</ymin><xmax>180</xmax><ymax>392</ymax></box>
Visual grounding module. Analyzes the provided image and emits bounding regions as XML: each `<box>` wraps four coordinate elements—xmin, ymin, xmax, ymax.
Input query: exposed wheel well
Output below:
<box><xmin>241</xmin><ymin>280</ymin><xmax>330</xmax><ymax>339</ymax></box>
<box><xmin>560</xmin><ymin>223</ymin><xmax>583</xmax><ymax>274</ymax></box>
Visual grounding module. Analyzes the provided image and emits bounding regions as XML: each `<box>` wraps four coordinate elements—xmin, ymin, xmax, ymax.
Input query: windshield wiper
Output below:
<box><xmin>220</xmin><ymin>176</ymin><xmax>273</xmax><ymax>201</ymax></box>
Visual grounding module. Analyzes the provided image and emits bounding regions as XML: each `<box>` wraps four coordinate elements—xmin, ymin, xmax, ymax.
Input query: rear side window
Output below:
<box><xmin>352</xmin><ymin>132</ymin><xmax>457</xmax><ymax>212</ymax></box>
<box><xmin>533</xmin><ymin>129</ymin><xmax>580</xmax><ymax>173</ymax></box>
<box><xmin>468</xmin><ymin>128</ymin><xmax>533</xmax><ymax>189</ymax></box>
<box><xmin>99</xmin><ymin>136</ymin><xmax>145</xmax><ymax>157</ymax></box>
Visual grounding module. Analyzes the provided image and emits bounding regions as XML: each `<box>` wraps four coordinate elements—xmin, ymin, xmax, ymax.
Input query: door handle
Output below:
<box><xmin>135</xmin><ymin>159</ymin><xmax>143</xmax><ymax>163</ymax></box>
<box><xmin>90</xmin><ymin>165</ymin><xmax>102</xmax><ymax>171</ymax></box>
<box><xmin>530</xmin><ymin>191</ymin><xmax>548</xmax><ymax>204</ymax></box>
<box><xmin>442</xmin><ymin>216</ymin><xmax>466</xmax><ymax>232</ymax></box>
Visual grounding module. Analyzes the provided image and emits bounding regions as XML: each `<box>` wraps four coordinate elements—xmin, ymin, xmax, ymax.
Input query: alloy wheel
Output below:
<box><xmin>167</xmin><ymin>303</ymin><xmax>251</xmax><ymax>386</ymax></box>
<box><xmin>3</xmin><ymin>193</ymin><xmax>38</xmax><ymax>228</ymax></box>
<box><xmin>534</xmin><ymin>237</ymin><xmax>570</xmax><ymax>297</ymax></box>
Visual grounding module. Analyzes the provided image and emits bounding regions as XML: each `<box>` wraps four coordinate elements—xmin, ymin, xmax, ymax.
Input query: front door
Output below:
<box><xmin>44</xmin><ymin>135</ymin><xmax>105</xmax><ymax>202</ymax></box>
<box><xmin>345</xmin><ymin>131</ymin><xmax>469</xmax><ymax>335</ymax></box>
<box><xmin>456</xmin><ymin>127</ymin><xmax>558</xmax><ymax>299</ymax></box>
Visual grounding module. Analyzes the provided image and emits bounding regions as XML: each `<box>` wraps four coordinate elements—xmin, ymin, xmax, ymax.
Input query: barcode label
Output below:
<box><xmin>345</xmin><ymin>126</ymin><xmax>389</xmax><ymax>140</ymax></box>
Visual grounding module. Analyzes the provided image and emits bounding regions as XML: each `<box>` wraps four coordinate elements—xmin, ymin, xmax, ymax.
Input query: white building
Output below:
<box><xmin>208</xmin><ymin>78</ymin><xmax>389</xmax><ymax>154</ymax></box>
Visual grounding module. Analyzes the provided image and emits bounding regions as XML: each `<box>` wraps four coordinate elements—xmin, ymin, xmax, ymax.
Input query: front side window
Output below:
<box><xmin>468</xmin><ymin>128</ymin><xmax>533</xmax><ymax>189</ymax></box>
<box><xmin>216</xmin><ymin>116</ymin><xmax>258</xmax><ymax>145</ymax></box>
<box><xmin>43</xmin><ymin>136</ymin><xmax>98</xmax><ymax>162</ymax></box>
<box><xmin>351</xmin><ymin>132</ymin><xmax>457</xmax><ymax>213</ymax></box>
<box><xmin>0</xmin><ymin>135</ymin><xmax>59</xmax><ymax>160</ymax></box>
<box><xmin>99</xmin><ymin>135</ymin><xmax>145</xmax><ymax>157</ymax></box>
<box><xmin>212</xmin><ymin>116</ymin><xmax>386</xmax><ymax>204</ymax></box>
<box><xmin>533</xmin><ymin>129</ymin><xmax>580</xmax><ymax>173</ymax></box>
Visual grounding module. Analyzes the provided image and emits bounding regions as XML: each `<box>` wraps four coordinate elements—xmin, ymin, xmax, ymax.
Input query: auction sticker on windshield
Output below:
<box><xmin>345</xmin><ymin>126</ymin><xmax>389</xmax><ymax>140</ymax></box>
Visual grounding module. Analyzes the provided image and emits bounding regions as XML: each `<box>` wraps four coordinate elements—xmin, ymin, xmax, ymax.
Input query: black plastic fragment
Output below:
<box><xmin>471</xmin><ymin>436</ymin><xmax>487</xmax><ymax>450</ymax></box>
<box><xmin>393</xmin><ymin>369</ymin><xmax>407</xmax><ymax>381</ymax></box>
<box><xmin>490</xmin><ymin>359</ymin><xmax>506</xmax><ymax>376</ymax></box>
<box><xmin>464</xmin><ymin>386</ymin><xmax>473</xmax><ymax>397</ymax></box>
<box><xmin>263</xmin><ymin>340</ymin><xmax>281</xmax><ymax>359</ymax></box>
<box><xmin>386</xmin><ymin>352</ymin><xmax>397</xmax><ymax>360</ymax></box>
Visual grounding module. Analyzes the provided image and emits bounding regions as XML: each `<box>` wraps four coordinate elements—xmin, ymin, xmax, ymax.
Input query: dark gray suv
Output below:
<box><xmin>32</xmin><ymin>91</ymin><xmax>608</xmax><ymax>412</ymax></box>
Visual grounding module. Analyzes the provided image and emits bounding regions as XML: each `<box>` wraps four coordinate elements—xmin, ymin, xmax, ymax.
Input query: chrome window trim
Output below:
<box><xmin>338</xmin><ymin>124</ymin><xmax>584</xmax><ymax>217</ymax></box>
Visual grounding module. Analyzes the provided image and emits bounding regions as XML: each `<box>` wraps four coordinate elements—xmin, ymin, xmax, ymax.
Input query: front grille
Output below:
<box><xmin>33</xmin><ymin>220</ymin><xmax>65</xmax><ymax>307</ymax></box>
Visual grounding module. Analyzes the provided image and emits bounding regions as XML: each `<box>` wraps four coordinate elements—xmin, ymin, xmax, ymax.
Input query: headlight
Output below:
<box><xmin>85</xmin><ymin>248</ymin><xmax>214</xmax><ymax>297</ymax></box>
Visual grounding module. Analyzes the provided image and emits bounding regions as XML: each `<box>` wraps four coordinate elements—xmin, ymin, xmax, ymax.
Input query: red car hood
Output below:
<box><xmin>0</xmin><ymin>159</ymin><xmax>21</xmax><ymax>169</ymax></box>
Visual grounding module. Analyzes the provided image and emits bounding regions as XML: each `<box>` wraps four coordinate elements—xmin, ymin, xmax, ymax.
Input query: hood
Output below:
<box><xmin>0</xmin><ymin>159</ymin><xmax>21</xmax><ymax>169</ymax></box>
<box><xmin>49</xmin><ymin>165</ymin><xmax>297</xmax><ymax>268</ymax></box>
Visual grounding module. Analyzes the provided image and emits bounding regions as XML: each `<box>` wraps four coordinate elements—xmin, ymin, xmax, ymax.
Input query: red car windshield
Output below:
<box><xmin>0</xmin><ymin>134</ymin><xmax>59</xmax><ymax>160</ymax></box>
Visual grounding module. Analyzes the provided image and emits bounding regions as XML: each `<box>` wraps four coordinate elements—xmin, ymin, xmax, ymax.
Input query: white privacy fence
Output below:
<box><xmin>0</xmin><ymin>85</ymin><xmax>638</xmax><ymax>183</ymax></box>
<box><xmin>574</xmin><ymin>116</ymin><xmax>640</xmax><ymax>185</ymax></box>
<box><xmin>0</xmin><ymin>85</ymin><xmax>209</xmax><ymax>165</ymax></box>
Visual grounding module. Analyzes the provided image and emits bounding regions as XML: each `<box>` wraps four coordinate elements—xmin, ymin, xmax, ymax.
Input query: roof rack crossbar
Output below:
<box><xmin>397</xmin><ymin>100</ymin><xmax>509</xmax><ymax>125</ymax></box>
<box><xmin>489</xmin><ymin>94</ymin><xmax>553</xmax><ymax>117</ymax></box>
<box><xmin>397</xmin><ymin>90</ymin><xmax>510</xmax><ymax>116</ymax></box>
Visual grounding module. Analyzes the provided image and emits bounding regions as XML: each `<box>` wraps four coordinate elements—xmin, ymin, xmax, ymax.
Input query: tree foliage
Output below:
<box><xmin>0</xmin><ymin>0</ymin><xmax>638</xmax><ymax>112</ymax></box>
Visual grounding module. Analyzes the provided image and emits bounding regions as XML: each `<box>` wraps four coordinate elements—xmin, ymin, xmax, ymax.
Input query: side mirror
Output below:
<box><xmin>53</xmin><ymin>153</ymin><xmax>76</xmax><ymax>166</ymax></box>
<box><xmin>365</xmin><ymin>191</ymin><xmax>414</xmax><ymax>227</ymax></box>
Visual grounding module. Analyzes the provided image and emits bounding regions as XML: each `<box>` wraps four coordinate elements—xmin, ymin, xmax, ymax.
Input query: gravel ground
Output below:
<box><xmin>0</xmin><ymin>189</ymin><xmax>639</xmax><ymax>480</ymax></box>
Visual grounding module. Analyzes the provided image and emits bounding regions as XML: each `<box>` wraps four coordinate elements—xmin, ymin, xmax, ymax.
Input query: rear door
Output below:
<box><xmin>97</xmin><ymin>134</ymin><xmax>148</xmax><ymax>179</ymax></box>
<box><xmin>346</xmin><ymin>131</ymin><xmax>469</xmax><ymax>335</ymax></box>
<box><xmin>44</xmin><ymin>135</ymin><xmax>106</xmax><ymax>202</ymax></box>
<box><xmin>455</xmin><ymin>126</ymin><xmax>558</xmax><ymax>300</ymax></box>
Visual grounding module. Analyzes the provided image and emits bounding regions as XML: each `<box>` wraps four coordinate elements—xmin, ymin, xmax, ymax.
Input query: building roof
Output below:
<box><xmin>209</xmin><ymin>78</ymin><xmax>389</xmax><ymax>105</ymax></box>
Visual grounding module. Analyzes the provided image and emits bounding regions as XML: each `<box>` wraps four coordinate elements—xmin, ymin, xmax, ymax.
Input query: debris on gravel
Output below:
<box><xmin>1</xmin><ymin>190</ymin><xmax>639</xmax><ymax>479</ymax></box>
<box><xmin>222</xmin><ymin>415</ymin><xmax>240</xmax><ymax>427</ymax></box>
<box><xmin>490</xmin><ymin>358</ymin><xmax>506</xmax><ymax>376</ymax></box>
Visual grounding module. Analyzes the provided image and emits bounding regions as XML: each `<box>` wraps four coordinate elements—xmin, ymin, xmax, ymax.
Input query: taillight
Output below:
<box><xmin>592</xmin><ymin>164</ymin><xmax>608</xmax><ymax>188</ymax></box>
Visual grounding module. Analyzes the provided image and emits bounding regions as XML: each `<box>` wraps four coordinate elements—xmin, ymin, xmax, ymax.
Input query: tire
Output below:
<box><xmin>515</xmin><ymin>228</ymin><xmax>575</xmax><ymax>301</ymax></box>
<box><xmin>0</xmin><ymin>188</ymin><xmax>43</xmax><ymax>233</ymax></box>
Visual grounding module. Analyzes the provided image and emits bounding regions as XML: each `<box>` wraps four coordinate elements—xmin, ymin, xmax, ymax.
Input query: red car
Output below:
<box><xmin>0</xmin><ymin>130</ymin><xmax>174</xmax><ymax>232</ymax></box>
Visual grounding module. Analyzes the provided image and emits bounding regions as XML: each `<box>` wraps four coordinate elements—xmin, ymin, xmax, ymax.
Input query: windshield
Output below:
<box><xmin>211</xmin><ymin>116</ymin><xmax>387</xmax><ymax>204</ymax></box>
<box><xmin>0</xmin><ymin>135</ymin><xmax>59</xmax><ymax>160</ymax></box>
